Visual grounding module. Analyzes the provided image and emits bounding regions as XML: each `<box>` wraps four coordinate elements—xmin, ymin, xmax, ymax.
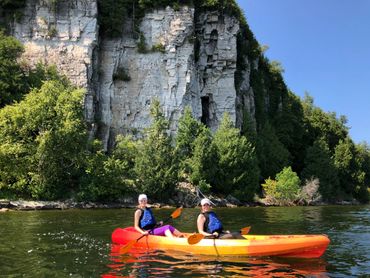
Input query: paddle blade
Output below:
<box><xmin>187</xmin><ymin>233</ymin><xmax>204</xmax><ymax>245</ymax></box>
<box><xmin>170</xmin><ymin>207</ymin><xmax>183</xmax><ymax>219</ymax></box>
<box><xmin>240</xmin><ymin>226</ymin><xmax>251</xmax><ymax>235</ymax></box>
<box><xmin>119</xmin><ymin>240</ymin><xmax>136</xmax><ymax>254</ymax></box>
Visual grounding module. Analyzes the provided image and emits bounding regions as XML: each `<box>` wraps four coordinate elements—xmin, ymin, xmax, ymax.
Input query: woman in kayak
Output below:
<box><xmin>197</xmin><ymin>198</ymin><xmax>242</xmax><ymax>239</ymax></box>
<box><xmin>134</xmin><ymin>194</ymin><xmax>184</xmax><ymax>238</ymax></box>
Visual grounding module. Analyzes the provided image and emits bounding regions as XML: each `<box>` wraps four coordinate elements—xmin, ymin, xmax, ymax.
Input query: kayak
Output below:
<box><xmin>111</xmin><ymin>227</ymin><xmax>330</xmax><ymax>258</ymax></box>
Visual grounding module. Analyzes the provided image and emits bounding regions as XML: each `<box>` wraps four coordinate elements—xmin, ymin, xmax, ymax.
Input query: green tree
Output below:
<box><xmin>354</xmin><ymin>142</ymin><xmax>370</xmax><ymax>203</ymax></box>
<box><xmin>333</xmin><ymin>138</ymin><xmax>360</xmax><ymax>199</ymax></box>
<box><xmin>112</xmin><ymin>134</ymin><xmax>138</xmax><ymax>181</ymax></box>
<box><xmin>188</xmin><ymin>126</ymin><xmax>219</xmax><ymax>191</ymax></box>
<box><xmin>0</xmin><ymin>0</ymin><xmax>27</xmax><ymax>9</ymax></box>
<box><xmin>212</xmin><ymin>113</ymin><xmax>259</xmax><ymax>200</ymax></box>
<box><xmin>241</xmin><ymin>110</ymin><xmax>257</xmax><ymax>144</ymax></box>
<box><xmin>175</xmin><ymin>106</ymin><xmax>204</xmax><ymax>177</ymax></box>
<box><xmin>273</xmin><ymin>91</ymin><xmax>307</xmax><ymax>173</ymax></box>
<box><xmin>25</xmin><ymin>62</ymin><xmax>70</xmax><ymax>90</ymax></box>
<box><xmin>0</xmin><ymin>31</ymin><xmax>26</xmax><ymax>107</ymax></box>
<box><xmin>302</xmin><ymin>93</ymin><xmax>348</xmax><ymax>151</ymax></box>
<box><xmin>78</xmin><ymin>138</ymin><xmax>134</xmax><ymax>201</ymax></box>
<box><xmin>262</xmin><ymin>166</ymin><xmax>300</xmax><ymax>204</ymax></box>
<box><xmin>134</xmin><ymin>100</ymin><xmax>178</xmax><ymax>200</ymax></box>
<box><xmin>0</xmin><ymin>81</ymin><xmax>87</xmax><ymax>199</ymax></box>
<box><xmin>256</xmin><ymin>122</ymin><xmax>290</xmax><ymax>180</ymax></box>
<box><xmin>97</xmin><ymin>0</ymin><xmax>129</xmax><ymax>37</ymax></box>
<box><xmin>301</xmin><ymin>138</ymin><xmax>339</xmax><ymax>200</ymax></box>
<box><xmin>275</xmin><ymin>166</ymin><xmax>300</xmax><ymax>202</ymax></box>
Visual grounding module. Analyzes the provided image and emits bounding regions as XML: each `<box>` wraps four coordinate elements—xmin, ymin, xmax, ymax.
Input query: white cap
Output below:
<box><xmin>138</xmin><ymin>194</ymin><xmax>148</xmax><ymax>202</ymax></box>
<box><xmin>201</xmin><ymin>198</ymin><xmax>211</xmax><ymax>206</ymax></box>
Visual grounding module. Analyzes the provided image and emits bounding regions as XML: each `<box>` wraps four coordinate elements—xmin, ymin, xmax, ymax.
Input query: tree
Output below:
<box><xmin>188</xmin><ymin>126</ymin><xmax>219</xmax><ymax>191</ymax></box>
<box><xmin>301</xmin><ymin>138</ymin><xmax>339</xmax><ymax>201</ymax></box>
<box><xmin>354</xmin><ymin>142</ymin><xmax>370</xmax><ymax>203</ymax></box>
<box><xmin>0</xmin><ymin>81</ymin><xmax>87</xmax><ymax>199</ymax></box>
<box><xmin>273</xmin><ymin>91</ymin><xmax>307</xmax><ymax>173</ymax></box>
<box><xmin>175</xmin><ymin>106</ymin><xmax>205</xmax><ymax>178</ymax></box>
<box><xmin>262</xmin><ymin>166</ymin><xmax>300</xmax><ymax>205</ymax></box>
<box><xmin>0</xmin><ymin>31</ymin><xmax>26</xmax><ymax>107</ymax></box>
<box><xmin>302</xmin><ymin>93</ymin><xmax>348</xmax><ymax>151</ymax></box>
<box><xmin>275</xmin><ymin>166</ymin><xmax>300</xmax><ymax>202</ymax></box>
<box><xmin>78</xmin><ymin>138</ymin><xmax>134</xmax><ymax>201</ymax></box>
<box><xmin>256</xmin><ymin>122</ymin><xmax>290</xmax><ymax>180</ymax></box>
<box><xmin>333</xmin><ymin>138</ymin><xmax>360</xmax><ymax>199</ymax></box>
<box><xmin>212</xmin><ymin>113</ymin><xmax>259</xmax><ymax>201</ymax></box>
<box><xmin>134</xmin><ymin>100</ymin><xmax>178</xmax><ymax>200</ymax></box>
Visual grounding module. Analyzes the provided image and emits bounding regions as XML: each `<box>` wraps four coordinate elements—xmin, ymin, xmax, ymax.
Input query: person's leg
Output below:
<box><xmin>151</xmin><ymin>225</ymin><xmax>168</xmax><ymax>236</ymax></box>
<box><xmin>219</xmin><ymin>233</ymin><xmax>234</xmax><ymax>239</ymax></box>
<box><xmin>164</xmin><ymin>229</ymin><xmax>174</xmax><ymax>237</ymax></box>
<box><xmin>152</xmin><ymin>225</ymin><xmax>175</xmax><ymax>236</ymax></box>
<box><xmin>172</xmin><ymin>228</ymin><xmax>186</xmax><ymax>237</ymax></box>
<box><xmin>153</xmin><ymin>225</ymin><xmax>185</xmax><ymax>237</ymax></box>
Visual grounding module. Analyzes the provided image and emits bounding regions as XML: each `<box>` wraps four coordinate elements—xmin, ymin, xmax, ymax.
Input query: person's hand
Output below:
<box><xmin>142</xmin><ymin>230</ymin><xmax>149</xmax><ymax>235</ymax></box>
<box><xmin>212</xmin><ymin>231</ymin><xmax>219</xmax><ymax>238</ymax></box>
<box><xmin>159</xmin><ymin>221</ymin><xmax>163</xmax><ymax>226</ymax></box>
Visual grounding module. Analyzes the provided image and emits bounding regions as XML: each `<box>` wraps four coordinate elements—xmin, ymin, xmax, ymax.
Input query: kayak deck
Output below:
<box><xmin>112</xmin><ymin>227</ymin><xmax>330</xmax><ymax>258</ymax></box>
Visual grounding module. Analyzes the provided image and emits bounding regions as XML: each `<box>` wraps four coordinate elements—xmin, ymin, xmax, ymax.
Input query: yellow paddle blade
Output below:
<box><xmin>119</xmin><ymin>240</ymin><xmax>136</xmax><ymax>254</ymax></box>
<box><xmin>187</xmin><ymin>233</ymin><xmax>204</xmax><ymax>245</ymax></box>
<box><xmin>240</xmin><ymin>226</ymin><xmax>251</xmax><ymax>235</ymax></box>
<box><xmin>170</xmin><ymin>207</ymin><xmax>182</xmax><ymax>219</ymax></box>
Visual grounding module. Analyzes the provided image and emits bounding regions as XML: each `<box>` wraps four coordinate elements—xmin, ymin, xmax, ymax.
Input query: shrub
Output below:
<box><xmin>113</xmin><ymin>67</ymin><xmax>131</xmax><ymax>81</ymax></box>
<box><xmin>262</xmin><ymin>166</ymin><xmax>300</xmax><ymax>205</ymax></box>
<box><xmin>297</xmin><ymin>178</ymin><xmax>322</xmax><ymax>205</ymax></box>
<box><xmin>151</xmin><ymin>43</ymin><xmax>165</xmax><ymax>53</ymax></box>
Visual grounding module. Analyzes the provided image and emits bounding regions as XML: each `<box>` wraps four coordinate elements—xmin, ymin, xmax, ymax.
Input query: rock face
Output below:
<box><xmin>11</xmin><ymin>1</ymin><xmax>246</xmax><ymax>149</ymax></box>
<box><xmin>11</xmin><ymin>0</ymin><xmax>98</xmax><ymax>125</ymax></box>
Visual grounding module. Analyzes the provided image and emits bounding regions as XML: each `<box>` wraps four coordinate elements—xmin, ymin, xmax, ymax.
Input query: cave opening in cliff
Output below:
<box><xmin>201</xmin><ymin>96</ymin><xmax>210</xmax><ymax>127</ymax></box>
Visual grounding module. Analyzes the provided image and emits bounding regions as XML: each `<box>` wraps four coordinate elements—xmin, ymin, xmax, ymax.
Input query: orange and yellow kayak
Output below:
<box><xmin>112</xmin><ymin>227</ymin><xmax>330</xmax><ymax>258</ymax></box>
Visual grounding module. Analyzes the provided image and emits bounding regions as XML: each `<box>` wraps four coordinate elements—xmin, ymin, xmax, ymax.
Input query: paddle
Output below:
<box><xmin>187</xmin><ymin>233</ymin><xmax>205</xmax><ymax>245</ymax></box>
<box><xmin>119</xmin><ymin>207</ymin><xmax>183</xmax><ymax>254</ymax></box>
<box><xmin>187</xmin><ymin>226</ymin><xmax>252</xmax><ymax>245</ymax></box>
<box><xmin>240</xmin><ymin>226</ymin><xmax>251</xmax><ymax>235</ymax></box>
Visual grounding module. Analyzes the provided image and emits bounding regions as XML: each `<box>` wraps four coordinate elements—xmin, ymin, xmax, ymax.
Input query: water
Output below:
<box><xmin>0</xmin><ymin>206</ymin><xmax>369</xmax><ymax>277</ymax></box>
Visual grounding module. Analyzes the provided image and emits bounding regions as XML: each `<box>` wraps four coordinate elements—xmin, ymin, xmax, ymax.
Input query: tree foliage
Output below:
<box><xmin>78</xmin><ymin>138</ymin><xmax>134</xmax><ymax>201</ymax></box>
<box><xmin>262</xmin><ymin>166</ymin><xmax>300</xmax><ymax>204</ymax></box>
<box><xmin>212</xmin><ymin>113</ymin><xmax>259</xmax><ymax>201</ymax></box>
<box><xmin>256</xmin><ymin>122</ymin><xmax>290</xmax><ymax>180</ymax></box>
<box><xmin>301</xmin><ymin>138</ymin><xmax>338</xmax><ymax>200</ymax></box>
<box><xmin>188</xmin><ymin>126</ymin><xmax>219</xmax><ymax>192</ymax></box>
<box><xmin>134</xmin><ymin>100</ymin><xmax>178</xmax><ymax>200</ymax></box>
<box><xmin>333</xmin><ymin>138</ymin><xmax>360</xmax><ymax>198</ymax></box>
<box><xmin>0</xmin><ymin>81</ymin><xmax>87</xmax><ymax>199</ymax></box>
<box><xmin>0</xmin><ymin>31</ymin><xmax>26</xmax><ymax>107</ymax></box>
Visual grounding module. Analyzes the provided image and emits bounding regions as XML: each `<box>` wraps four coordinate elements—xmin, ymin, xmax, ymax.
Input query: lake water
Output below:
<box><xmin>0</xmin><ymin>205</ymin><xmax>369</xmax><ymax>277</ymax></box>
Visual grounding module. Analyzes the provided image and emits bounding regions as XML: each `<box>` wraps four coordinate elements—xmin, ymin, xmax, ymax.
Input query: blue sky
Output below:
<box><xmin>237</xmin><ymin>0</ymin><xmax>370</xmax><ymax>144</ymax></box>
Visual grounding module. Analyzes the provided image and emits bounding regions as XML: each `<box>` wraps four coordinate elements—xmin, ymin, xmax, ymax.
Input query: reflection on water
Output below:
<box><xmin>102</xmin><ymin>245</ymin><xmax>329</xmax><ymax>278</ymax></box>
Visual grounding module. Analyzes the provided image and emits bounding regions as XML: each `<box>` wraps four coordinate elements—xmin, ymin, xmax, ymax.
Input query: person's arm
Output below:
<box><xmin>197</xmin><ymin>214</ymin><xmax>217</xmax><ymax>237</ymax></box>
<box><xmin>134</xmin><ymin>209</ymin><xmax>149</xmax><ymax>235</ymax></box>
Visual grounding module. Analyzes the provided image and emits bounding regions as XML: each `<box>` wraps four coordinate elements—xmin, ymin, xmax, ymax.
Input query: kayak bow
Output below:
<box><xmin>112</xmin><ymin>227</ymin><xmax>330</xmax><ymax>258</ymax></box>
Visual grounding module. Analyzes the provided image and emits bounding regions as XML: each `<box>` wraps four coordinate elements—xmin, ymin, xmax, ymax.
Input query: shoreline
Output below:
<box><xmin>0</xmin><ymin>198</ymin><xmax>361</xmax><ymax>212</ymax></box>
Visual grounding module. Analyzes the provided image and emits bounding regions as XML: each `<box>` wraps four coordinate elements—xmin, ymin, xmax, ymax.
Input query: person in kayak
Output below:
<box><xmin>134</xmin><ymin>194</ymin><xmax>184</xmax><ymax>238</ymax></box>
<box><xmin>197</xmin><ymin>198</ymin><xmax>242</xmax><ymax>239</ymax></box>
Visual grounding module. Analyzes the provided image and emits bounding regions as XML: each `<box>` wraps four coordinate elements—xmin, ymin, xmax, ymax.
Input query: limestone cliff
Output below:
<box><xmin>10</xmin><ymin>1</ymin><xmax>254</xmax><ymax>150</ymax></box>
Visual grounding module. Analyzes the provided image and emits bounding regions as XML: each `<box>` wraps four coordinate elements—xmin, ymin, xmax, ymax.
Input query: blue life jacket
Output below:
<box><xmin>139</xmin><ymin>208</ymin><xmax>157</xmax><ymax>230</ymax></box>
<box><xmin>203</xmin><ymin>211</ymin><xmax>223</xmax><ymax>233</ymax></box>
